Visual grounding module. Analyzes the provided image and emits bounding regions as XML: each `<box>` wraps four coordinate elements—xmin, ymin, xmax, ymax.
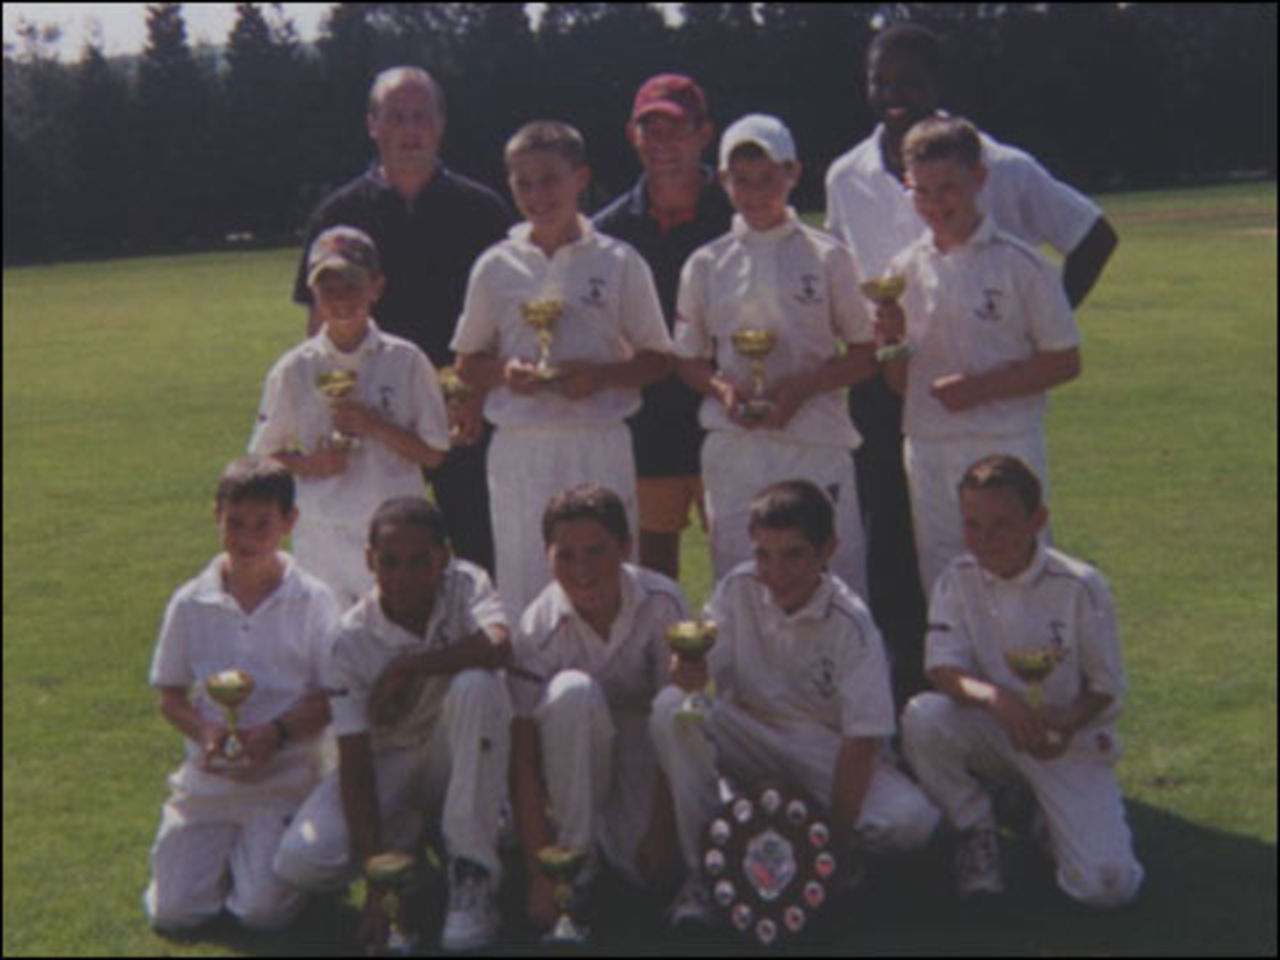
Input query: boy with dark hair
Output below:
<box><xmin>875</xmin><ymin>116</ymin><xmax>1081</xmax><ymax>598</ymax></box>
<box><xmin>452</xmin><ymin>122</ymin><xmax>673</xmax><ymax>618</ymax></box>
<box><xmin>508</xmin><ymin>484</ymin><xmax>689</xmax><ymax>937</ymax></box>
<box><xmin>252</xmin><ymin>225</ymin><xmax>451</xmax><ymax>608</ymax></box>
<box><xmin>650</xmin><ymin>479</ymin><xmax>939</xmax><ymax>928</ymax></box>
<box><xmin>901</xmin><ymin>455</ymin><xmax>1143</xmax><ymax>907</ymax></box>
<box><xmin>143</xmin><ymin>456</ymin><xmax>340</xmax><ymax>933</ymax></box>
<box><xmin>274</xmin><ymin>496</ymin><xmax>513</xmax><ymax>952</ymax></box>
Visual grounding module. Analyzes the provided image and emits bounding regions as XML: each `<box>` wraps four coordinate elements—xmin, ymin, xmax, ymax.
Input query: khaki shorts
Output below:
<box><xmin>637</xmin><ymin>475</ymin><xmax>707</xmax><ymax>535</ymax></box>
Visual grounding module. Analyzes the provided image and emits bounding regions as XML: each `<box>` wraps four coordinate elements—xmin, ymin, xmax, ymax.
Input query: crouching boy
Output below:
<box><xmin>650</xmin><ymin>479</ymin><xmax>940</xmax><ymax>928</ymax></box>
<box><xmin>143</xmin><ymin>456</ymin><xmax>340</xmax><ymax>933</ymax></box>
<box><xmin>901</xmin><ymin>454</ymin><xmax>1143</xmax><ymax>907</ymax></box>
<box><xmin>274</xmin><ymin>497</ymin><xmax>513</xmax><ymax>952</ymax></box>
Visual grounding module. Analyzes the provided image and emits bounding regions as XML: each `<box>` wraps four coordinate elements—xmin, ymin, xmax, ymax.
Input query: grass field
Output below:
<box><xmin>3</xmin><ymin>181</ymin><xmax>1276</xmax><ymax>955</ymax></box>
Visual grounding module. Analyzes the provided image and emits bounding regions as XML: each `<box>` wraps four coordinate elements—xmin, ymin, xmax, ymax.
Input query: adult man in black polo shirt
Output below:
<box><xmin>593</xmin><ymin>74</ymin><xmax>733</xmax><ymax>579</ymax></box>
<box><xmin>293</xmin><ymin>66</ymin><xmax>514</xmax><ymax>574</ymax></box>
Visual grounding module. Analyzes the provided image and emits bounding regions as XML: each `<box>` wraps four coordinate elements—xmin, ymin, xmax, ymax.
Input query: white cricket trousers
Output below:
<box><xmin>702</xmin><ymin>431</ymin><xmax>868</xmax><ymax>599</ymax></box>
<box><xmin>904</xmin><ymin>431</ymin><xmax>1049</xmax><ymax>598</ymax></box>
<box><xmin>649</xmin><ymin>686</ymin><xmax>940</xmax><ymax>874</ymax></box>
<box><xmin>143</xmin><ymin>761</ymin><xmax>321</xmax><ymax>932</ymax></box>
<box><xmin>274</xmin><ymin>670</ymin><xmax>513</xmax><ymax>886</ymax></box>
<box><xmin>488</xmin><ymin>422</ymin><xmax>638</xmax><ymax>620</ymax></box>
<box><xmin>291</xmin><ymin>518</ymin><xmax>371</xmax><ymax>610</ymax></box>
<box><xmin>533</xmin><ymin>670</ymin><xmax>658</xmax><ymax>883</ymax></box>
<box><xmin>901</xmin><ymin>692</ymin><xmax>1143</xmax><ymax>908</ymax></box>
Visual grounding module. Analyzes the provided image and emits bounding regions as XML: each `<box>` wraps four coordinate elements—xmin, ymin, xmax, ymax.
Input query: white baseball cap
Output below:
<box><xmin>718</xmin><ymin>113</ymin><xmax>797</xmax><ymax>169</ymax></box>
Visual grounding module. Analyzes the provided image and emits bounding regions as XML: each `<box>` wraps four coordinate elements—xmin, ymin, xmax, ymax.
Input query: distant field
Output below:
<box><xmin>3</xmin><ymin>181</ymin><xmax>1275</xmax><ymax>955</ymax></box>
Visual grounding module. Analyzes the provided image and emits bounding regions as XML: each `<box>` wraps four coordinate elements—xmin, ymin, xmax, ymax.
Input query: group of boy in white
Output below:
<box><xmin>145</xmin><ymin>553</ymin><xmax>341</xmax><ymax>932</ymax></box>
<box><xmin>249</xmin><ymin>319</ymin><xmax>450</xmax><ymax>609</ymax></box>
<box><xmin>674</xmin><ymin>118</ymin><xmax>875</xmax><ymax>600</ymax></box>
<box><xmin>449</xmin><ymin>215</ymin><xmax>673</xmax><ymax>620</ymax></box>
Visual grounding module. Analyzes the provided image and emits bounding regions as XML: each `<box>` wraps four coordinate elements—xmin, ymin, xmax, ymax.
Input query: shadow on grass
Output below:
<box><xmin>170</xmin><ymin>800</ymin><xmax>1276</xmax><ymax>957</ymax></box>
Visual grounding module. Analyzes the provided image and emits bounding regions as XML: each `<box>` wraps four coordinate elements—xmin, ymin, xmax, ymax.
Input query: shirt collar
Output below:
<box><xmin>547</xmin><ymin>564</ymin><xmax>641</xmax><ymax>642</ymax></box>
<box><xmin>316</xmin><ymin>318</ymin><xmax>384</xmax><ymax>360</ymax></box>
<box><xmin>979</xmin><ymin>541</ymin><xmax>1049</xmax><ymax>588</ymax></box>
<box><xmin>925</xmin><ymin>214</ymin><xmax>998</xmax><ymax>256</ymax></box>
<box><xmin>191</xmin><ymin>552</ymin><xmax>307</xmax><ymax>607</ymax></box>
<box><xmin>730</xmin><ymin>206</ymin><xmax>802</xmax><ymax>243</ymax></box>
<box><xmin>758</xmin><ymin>571</ymin><xmax>837</xmax><ymax>625</ymax></box>
<box><xmin>509</xmin><ymin>214</ymin><xmax>597</xmax><ymax>253</ymax></box>
<box><xmin>630</xmin><ymin>165</ymin><xmax>720</xmax><ymax>219</ymax></box>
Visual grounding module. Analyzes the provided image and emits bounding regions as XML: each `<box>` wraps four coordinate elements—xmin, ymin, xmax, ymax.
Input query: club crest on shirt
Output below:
<box><xmin>793</xmin><ymin>273</ymin><xmax>824</xmax><ymax>306</ymax></box>
<box><xmin>973</xmin><ymin>287</ymin><xmax>1004</xmax><ymax>323</ymax></box>
<box><xmin>811</xmin><ymin>656</ymin><xmax>837</xmax><ymax>700</ymax></box>
<box><xmin>581</xmin><ymin>276</ymin><xmax>608</xmax><ymax>308</ymax></box>
<box><xmin>379</xmin><ymin>385</ymin><xmax>396</xmax><ymax>414</ymax></box>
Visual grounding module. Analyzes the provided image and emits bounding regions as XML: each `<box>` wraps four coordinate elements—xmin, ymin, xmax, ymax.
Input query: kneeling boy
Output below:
<box><xmin>508</xmin><ymin>484</ymin><xmax>689</xmax><ymax>936</ymax></box>
<box><xmin>143</xmin><ymin>456</ymin><xmax>340</xmax><ymax>933</ymax></box>
<box><xmin>274</xmin><ymin>497</ymin><xmax>513</xmax><ymax>952</ymax></box>
<box><xmin>650</xmin><ymin>479</ymin><xmax>940</xmax><ymax>927</ymax></box>
<box><xmin>901</xmin><ymin>454</ymin><xmax>1143</xmax><ymax>907</ymax></box>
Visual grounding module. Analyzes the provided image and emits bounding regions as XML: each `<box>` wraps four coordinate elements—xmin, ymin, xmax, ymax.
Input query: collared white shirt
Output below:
<box><xmin>325</xmin><ymin>559</ymin><xmax>507</xmax><ymax>751</ymax></box>
<box><xmin>249</xmin><ymin>320</ymin><xmax>450</xmax><ymax>526</ymax></box>
<box><xmin>926</xmin><ymin>544</ymin><xmax>1128</xmax><ymax>750</ymax></box>
<box><xmin>450</xmin><ymin>215</ymin><xmax>672</xmax><ymax>427</ymax></box>
<box><xmin>509</xmin><ymin>564</ymin><xmax>689</xmax><ymax>717</ymax></box>
<box><xmin>149</xmin><ymin>552</ymin><xmax>341</xmax><ymax>768</ymax></box>
<box><xmin>825</xmin><ymin>123</ymin><xmax>1103</xmax><ymax>280</ymax></box>
<box><xmin>673</xmin><ymin>208</ymin><xmax>873</xmax><ymax>449</ymax></box>
<box><xmin>888</xmin><ymin>215</ymin><xmax>1078</xmax><ymax>441</ymax></box>
<box><xmin>705</xmin><ymin>562</ymin><xmax>895</xmax><ymax>740</ymax></box>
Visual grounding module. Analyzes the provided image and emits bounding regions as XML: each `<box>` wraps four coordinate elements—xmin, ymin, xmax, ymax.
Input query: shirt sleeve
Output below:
<box><xmin>407</xmin><ymin>348</ymin><xmax>451</xmax><ymax>451</ymax></box>
<box><xmin>703</xmin><ymin>579</ymin><xmax>736</xmax><ymax>696</ymax></box>
<box><xmin>1018</xmin><ymin>253</ymin><xmax>1080</xmax><ymax>354</ymax></box>
<box><xmin>1075</xmin><ymin>568</ymin><xmax>1128</xmax><ymax>700</ymax></box>
<box><xmin>836</xmin><ymin>608</ymin><xmax>896</xmax><ymax>739</ymax></box>
<box><xmin>825</xmin><ymin>240</ymin><xmax>874</xmax><ymax>346</ymax></box>
<box><xmin>673</xmin><ymin>251</ymin><xmax>713</xmax><ymax>360</ymax></box>
<box><xmin>1006</xmin><ymin>150</ymin><xmax>1102</xmax><ymax>255</ymax></box>
<box><xmin>324</xmin><ymin>629</ymin><xmax>372</xmax><ymax>738</ymax></box>
<box><xmin>619</xmin><ymin>249</ymin><xmax>674</xmax><ymax>354</ymax></box>
<box><xmin>449</xmin><ymin>251</ymin><xmax>503</xmax><ymax>356</ymax></box>
<box><xmin>507</xmin><ymin>623</ymin><xmax>554</xmax><ymax>717</ymax></box>
<box><xmin>923</xmin><ymin>567</ymin><xmax>978</xmax><ymax>674</ymax></box>
<box><xmin>248</xmin><ymin>357</ymin><xmax>298</xmax><ymax>455</ymax></box>
<box><xmin>149</xmin><ymin>590</ymin><xmax>195</xmax><ymax>689</ymax></box>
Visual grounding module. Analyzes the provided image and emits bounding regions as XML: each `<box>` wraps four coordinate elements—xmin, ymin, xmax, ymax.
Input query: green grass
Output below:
<box><xmin>3</xmin><ymin>182</ymin><xmax>1276</xmax><ymax>955</ymax></box>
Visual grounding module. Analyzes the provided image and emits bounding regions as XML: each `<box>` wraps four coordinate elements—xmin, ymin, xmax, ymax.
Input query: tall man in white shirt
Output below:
<box><xmin>824</xmin><ymin>22</ymin><xmax>1117</xmax><ymax>705</ymax></box>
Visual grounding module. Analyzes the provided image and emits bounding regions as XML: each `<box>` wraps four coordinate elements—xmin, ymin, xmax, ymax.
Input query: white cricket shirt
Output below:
<box><xmin>673</xmin><ymin>208</ymin><xmax>874</xmax><ymax>449</ymax></box>
<box><xmin>508</xmin><ymin>564</ymin><xmax>689</xmax><ymax>717</ymax></box>
<box><xmin>825</xmin><ymin>123</ymin><xmax>1103</xmax><ymax>279</ymax></box>
<box><xmin>450</xmin><ymin>216</ymin><xmax>673</xmax><ymax>427</ymax></box>
<box><xmin>705</xmin><ymin>563</ymin><xmax>895</xmax><ymax>740</ymax></box>
<box><xmin>925</xmin><ymin>544</ymin><xmax>1128</xmax><ymax>750</ymax></box>
<box><xmin>249</xmin><ymin>320</ymin><xmax>450</xmax><ymax>529</ymax></box>
<box><xmin>149</xmin><ymin>552</ymin><xmax>341</xmax><ymax>777</ymax></box>
<box><xmin>888</xmin><ymin>216</ymin><xmax>1079</xmax><ymax>441</ymax></box>
<box><xmin>325</xmin><ymin>559</ymin><xmax>508</xmax><ymax>751</ymax></box>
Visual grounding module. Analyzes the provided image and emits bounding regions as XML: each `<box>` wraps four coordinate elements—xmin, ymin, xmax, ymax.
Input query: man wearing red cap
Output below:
<box><xmin>594</xmin><ymin>74</ymin><xmax>733</xmax><ymax>580</ymax></box>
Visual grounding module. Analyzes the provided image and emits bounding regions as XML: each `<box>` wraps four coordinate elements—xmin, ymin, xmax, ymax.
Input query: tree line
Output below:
<box><xmin>3</xmin><ymin>2</ymin><xmax>1275</xmax><ymax>265</ymax></box>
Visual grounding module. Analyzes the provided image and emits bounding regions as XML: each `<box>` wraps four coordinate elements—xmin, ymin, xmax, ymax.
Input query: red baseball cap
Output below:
<box><xmin>631</xmin><ymin>74</ymin><xmax>708</xmax><ymax>125</ymax></box>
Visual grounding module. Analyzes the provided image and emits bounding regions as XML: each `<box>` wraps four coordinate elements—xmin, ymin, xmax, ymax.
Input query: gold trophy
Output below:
<box><xmin>520</xmin><ymin>296</ymin><xmax>565</xmax><ymax>381</ymax></box>
<box><xmin>364</xmin><ymin>851</ymin><xmax>417</xmax><ymax>956</ymax></box>
<box><xmin>204</xmin><ymin>668</ymin><xmax>255</xmax><ymax>768</ymax></box>
<box><xmin>438</xmin><ymin>365</ymin><xmax>473</xmax><ymax>443</ymax></box>
<box><xmin>1004</xmin><ymin>644</ymin><xmax>1065</xmax><ymax>746</ymax></box>
<box><xmin>315</xmin><ymin>368</ymin><xmax>360</xmax><ymax>449</ymax></box>
<box><xmin>860</xmin><ymin>274</ymin><xmax>911</xmax><ymax>363</ymax></box>
<box><xmin>730</xmin><ymin>328</ymin><xmax>779</xmax><ymax>423</ymax></box>
<box><xmin>537</xmin><ymin>845</ymin><xmax>589</xmax><ymax>944</ymax></box>
<box><xmin>665</xmin><ymin>619</ymin><xmax>719</xmax><ymax>722</ymax></box>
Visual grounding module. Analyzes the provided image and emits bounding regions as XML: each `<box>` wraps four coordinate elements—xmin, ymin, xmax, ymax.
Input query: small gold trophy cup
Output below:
<box><xmin>315</xmin><ymin>368</ymin><xmax>361</xmax><ymax>449</ymax></box>
<box><xmin>730</xmin><ymin>328</ymin><xmax>779</xmax><ymax>423</ymax></box>
<box><xmin>364</xmin><ymin>851</ymin><xmax>417</xmax><ymax>956</ymax></box>
<box><xmin>1004</xmin><ymin>645</ymin><xmax>1065</xmax><ymax>746</ymax></box>
<box><xmin>438</xmin><ymin>365</ymin><xmax>472</xmax><ymax>412</ymax></box>
<box><xmin>520</xmin><ymin>297</ymin><xmax>565</xmax><ymax>381</ymax></box>
<box><xmin>860</xmin><ymin>274</ymin><xmax>911</xmax><ymax>363</ymax></box>
<box><xmin>204</xmin><ymin>668</ymin><xmax>255</xmax><ymax>768</ymax></box>
<box><xmin>665</xmin><ymin>619</ymin><xmax>719</xmax><ymax>723</ymax></box>
<box><xmin>537</xmin><ymin>845</ymin><xmax>589</xmax><ymax>944</ymax></box>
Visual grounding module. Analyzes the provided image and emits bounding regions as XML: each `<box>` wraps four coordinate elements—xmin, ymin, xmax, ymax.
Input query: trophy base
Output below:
<box><xmin>738</xmin><ymin>399</ymin><xmax>776</xmax><ymax>423</ymax></box>
<box><xmin>542</xmin><ymin>915</ymin><xmax>590</xmax><ymax>945</ymax></box>
<box><xmin>533</xmin><ymin>365</ymin><xmax>559</xmax><ymax>383</ymax></box>
<box><xmin>875</xmin><ymin>342</ymin><xmax>913</xmax><ymax>364</ymax></box>
<box><xmin>205</xmin><ymin>753</ymin><xmax>252</xmax><ymax>773</ymax></box>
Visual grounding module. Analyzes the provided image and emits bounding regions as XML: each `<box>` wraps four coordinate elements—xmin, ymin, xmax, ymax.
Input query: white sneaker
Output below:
<box><xmin>954</xmin><ymin>826</ymin><xmax>1005</xmax><ymax>899</ymax></box>
<box><xmin>440</xmin><ymin>858</ymin><xmax>499</xmax><ymax>952</ymax></box>
<box><xmin>667</xmin><ymin>873</ymin><xmax>715</xmax><ymax>930</ymax></box>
